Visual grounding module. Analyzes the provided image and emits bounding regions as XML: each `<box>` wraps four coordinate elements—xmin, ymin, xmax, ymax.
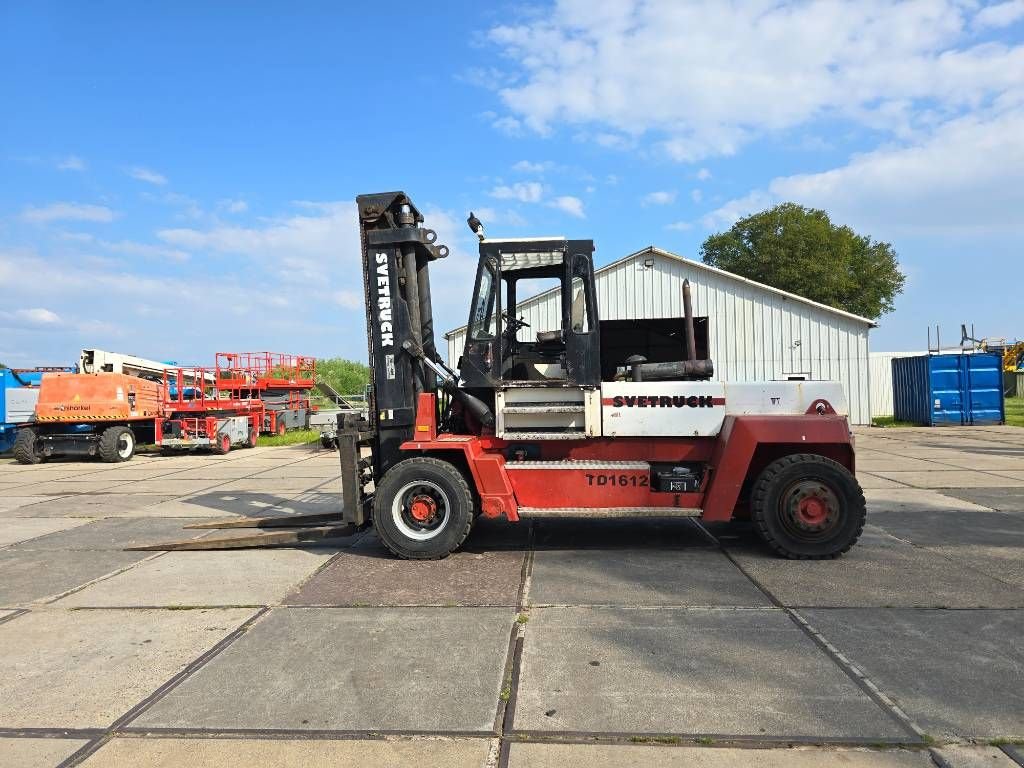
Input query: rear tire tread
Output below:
<box><xmin>750</xmin><ymin>453</ymin><xmax>865</xmax><ymax>560</ymax></box>
<box><xmin>98</xmin><ymin>425</ymin><xmax>135</xmax><ymax>463</ymax></box>
<box><xmin>13</xmin><ymin>427</ymin><xmax>44</xmax><ymax>465</ymax></box>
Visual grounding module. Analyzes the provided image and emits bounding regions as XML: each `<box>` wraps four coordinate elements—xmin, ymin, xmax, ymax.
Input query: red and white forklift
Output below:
<box><xmin>330</xmin><ymin>192</ymin><xmax>865</xmax><ymax>560</ymax></box>
<box><xmin>139</xmin><ymin>191</ymin><xmax>865</xmax><ymax>558</ymax></box>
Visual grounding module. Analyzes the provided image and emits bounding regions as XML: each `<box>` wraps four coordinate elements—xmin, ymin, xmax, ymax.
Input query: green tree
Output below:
<box><xmin>700</xmin><ymin>203</ymin><xmax>905</xmax><ymax>319</ymax></box>
<box><xmin>316</xmin><ymin>357</ymin><xmax>371</xmax><ymax>395</ymax></box>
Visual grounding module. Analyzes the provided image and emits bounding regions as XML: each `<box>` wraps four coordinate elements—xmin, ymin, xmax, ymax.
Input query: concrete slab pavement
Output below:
<box><xmin>726</xmin><ymin>528</ymin><xmax>1024</xmax><ymax>608</ymax></box>
<box><xmin>867</xmin><ymin>509</ymin><xmax>1024</xmax><ymax>547</ymax></box>
<box><xmin>937</xmin><ymin>488</ymin><xmax>1024</xmax><ymax>513</ymax></box>
<box><xmin>513</xmin><ymin>607</ymin><xmax>908</xmax><ymax>739</ymax></box>
<box><xmin>864</xmin><ymin>488</ymin><xmax>996</xmax><ymax>514</ymax></box>
<box><xmin>286</xmin><ymin>547</ymin><xmax>524</xmax><ymax>606</ymax></box>
<box><xmin>866</xmin><ymin>470</ymin><xmax>1024</xmax><ymax>489</ymax></box>
<box><xmin>528</xmin><ymin>549</ymin><xmax>771</xmax><ymax>607</ymax></box>
<box><xmin>0</xmin><ymin>737</ymin><xmax>91</xmax><ymax>768</ymax></box>
<box><xmin>61</xmin><ymin>549</ymin><xmax>337</xmax><ymax>607</ymax></box>
<box><xmin>6</xmin><ymin>494</ymin><xmax>177</xmax><ymax>518</ymax></box>
<box><xmin>0</xmin><ymin>607</ymin><xmax>256</xmax><ymax>728</ymax></box>
<box><xmin>0</xmin><ymin>517</ymin><xmax>90</xmax><ymax>547</ymax></box>
<box><xmin>931</xmin><ymin>745</ymin><xmax>1021</xmax><ymax>767</ymax></box>
<box><xmin>79</xmin><ymin>736</ymin><xmax>493</xmax><ymax>767</ymax></box>
<box><xmin>7</xmin><ymin>517</ymin><xmax>205</xmax><ymax>550</ymax></box>
<box><xmin>802</xmin><ymin>608</ymin><xmax>1024</xmax><ymax>739</ymax></box>
<box><xmin>0</xmin><ymin>550</ymin><xmax>152</xmax><ymax>605</ymax></box>
<box><xmin>136</xmin><ymin>607</ymin><xmax>513</xmax><ymax>732</ymax></box>
<box><xmin>507</xmin><ymin>743</ymin><xmax>934</xmax><ymax>767</ymax></box>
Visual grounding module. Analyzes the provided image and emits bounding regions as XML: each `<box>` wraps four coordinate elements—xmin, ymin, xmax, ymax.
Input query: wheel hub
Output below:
<box><xmin>784</xmin><ymin>481</ymin><xmax>839</xmax><ymax>533</ymax></box>
<box><xmin>409</xmin><ymin>494</ymin><xmax>438</xmax><ymax>522</ymax></box>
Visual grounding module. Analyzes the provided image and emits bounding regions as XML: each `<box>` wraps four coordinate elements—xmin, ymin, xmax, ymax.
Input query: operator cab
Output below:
<box><xmin>460</xmin><ymin>237</ymin><xmax>600</xmax><ymax>389</ymax></box>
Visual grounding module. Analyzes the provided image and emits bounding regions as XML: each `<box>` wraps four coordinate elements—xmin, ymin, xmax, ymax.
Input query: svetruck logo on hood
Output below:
<box><xmin>375</xmin><ymin>252</ymin><xmax>393</xmax><ymax>347</ymax></box>
<box><xmin>610</xmin><ymin>395</ymin><xmax>721</xmax><ymax>408</ymax></box>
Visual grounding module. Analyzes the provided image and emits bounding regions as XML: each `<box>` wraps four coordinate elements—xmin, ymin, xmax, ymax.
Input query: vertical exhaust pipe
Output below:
<box><xmin>683</xmin><ymin>279</ymin><xmax>697</xmax><ymax>362</ymax></box>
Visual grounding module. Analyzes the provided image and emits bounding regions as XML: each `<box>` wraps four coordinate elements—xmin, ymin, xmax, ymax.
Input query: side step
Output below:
<box><xmin>502</xmin><ymin>404</ymin><xmax>585</xmax><ymax>414</ymax></box>
<box><xmin>506</xmin><ymin>460</ymin><xmax>648</xmax><ymax>470</ymax></box>
<box><xmin>516</xmin><ymin>507</ymin><xmax>701</xmax><ymax>518</ymax></box>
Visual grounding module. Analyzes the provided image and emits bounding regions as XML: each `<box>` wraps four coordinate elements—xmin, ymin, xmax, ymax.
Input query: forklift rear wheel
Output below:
<box><xmin>373</xmin><ymin>457</ymin><xmax>474</xmax><ymax>560</ymax></box>
<box><xmin>212</xmin><ymin>433</ymin><xmax>231</xmax><ymax>455</ymax></box>
<box><xmin>13</xmin><ymin>427</ymin><xmax>45</xmax><ymax>465</ymax></box>
<box><xmin>750</xmin><ymin>453</ymin><xmax>865</xmax><ymax>559</ymax></box>
<box><xmin>98</xmin><ymin>426</ymin><xmax>135</xmax><ymax>463</ymax></box>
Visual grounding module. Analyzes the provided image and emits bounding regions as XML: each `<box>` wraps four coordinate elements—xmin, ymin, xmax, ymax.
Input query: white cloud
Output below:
<box><xmin>490</xmin><ymin>181</ymin><xmax>544</xmax><ymax>203</ymax></box>
<box><xmin>973</xmin><ymin>1</ymin><xmax>1024</xmax><ymax>30</ymax></box>
<box><xmin>15</xmin><ymin>308</ymin><xmax>61</xmax><ymax>325</ymax></box>
<box><xmin>512</xmin><ymin>160</ymin><xmax>552</xmax><ymax>174</ymax></box>
<box><xmin>56</xmin><ymin>155</ymin><xmax>86</xmax><ymax>172</ymax></box>
<box><xmin>704</xmin><ymin>108</ymin><xmax>1024</xmax><ymax>237</ymax></box>
<box><xmin>492</xmin><ymin>115</ymin><xmax>524</xmax><ymax>135</ymax></box>
<box><xmin>126</xmin><ymin>166</ymin><xmax>168</xmax><ymax>185</ymax></box>
<box><xmin>642</xmin><ymin>190</ymin><xmax>676</xmax><ymax>205</ymax></box>
<box><xmin>549</xmin><ymin>195</ymin><xmax>585</xmax><ymax>218</ymax></box>
<box><xmin>472</xmin><ymin>207</ymin><xmax>528</xmax><ymax>228</ymax></box>
<box><xmin>666</xmin><ymin>220</ymin><xmax>693</xmax><ymax>231</ymax></box>
<box><xmin>487</xmin><ymin>0</ymin><xmax>1024</xmax><ymax>161</ymax></box>
<box><xmin>21</xmin><ymin>202</ymin><xmax>116</xmax><ymax>224</ymax></box>
<box><xmin>696</xmin><ymin>168</ymin><xmax>712</xmax><ymax>181</ymax></box>
<box><xmin>218</xmin><ymin>199</ymin><xmax>248</xmax><ymax>214</ymax></box>
<box><xmin>332</xmin><ymin>290</ymin><xmax>362</xmax><ymax>310</ymax></box>
<box><xmin>159</xmin><ymin>201</ymin><xmax>357</xmax><ymax>282</ymax></box>
<box><xmin>99</xmin><ymin>239</ymin><xmax>191</xmax><ymax>263</ymax></box>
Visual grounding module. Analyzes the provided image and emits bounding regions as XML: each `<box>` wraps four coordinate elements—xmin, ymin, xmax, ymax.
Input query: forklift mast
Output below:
<box><xmin>355</xmin><ymin>192</ymin><xmax>448</xmax><ymax>475</ymax></box>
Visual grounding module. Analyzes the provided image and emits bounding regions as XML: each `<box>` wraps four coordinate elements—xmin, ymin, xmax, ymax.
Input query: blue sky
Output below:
<box><xmin>1</xmin><ymin>0</ymin><xmax>1022</xmax><ymax>367</ymax></box>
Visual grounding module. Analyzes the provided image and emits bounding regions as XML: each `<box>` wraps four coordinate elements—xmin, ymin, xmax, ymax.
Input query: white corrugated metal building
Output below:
<box><xmin>444</xmin><ymin>246</ymin><xmax>877</xmax><ymax>424</ymax></box>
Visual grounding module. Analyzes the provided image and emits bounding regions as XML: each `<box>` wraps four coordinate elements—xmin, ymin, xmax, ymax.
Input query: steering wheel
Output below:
<box><xmin>502</xmin><ymin>312</ymin><xmax>531</xmax><ymax>333</ymax></box>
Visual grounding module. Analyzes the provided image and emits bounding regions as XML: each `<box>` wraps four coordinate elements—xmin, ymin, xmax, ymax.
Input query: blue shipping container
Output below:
<box><xmin>891</xmin><ymin>353</ymin><xmax>1005</xmax><ymax>426</ymax></box>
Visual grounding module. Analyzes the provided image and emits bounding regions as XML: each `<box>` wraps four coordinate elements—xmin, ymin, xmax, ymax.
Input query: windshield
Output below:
<box><xmin>469</xmin><ymin>259</ymin><xmax>497</xmax><ymax>340</ymax></box>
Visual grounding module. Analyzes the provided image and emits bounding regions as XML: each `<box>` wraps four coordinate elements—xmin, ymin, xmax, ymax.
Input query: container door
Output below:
<box><xmin>928</xmin><ymin>355</ymin><xmax>963</xmax><ymax>425</ymax></box>
<box><xmin>965</xmin><ymin>353</ymin><xmax>1004</xmax><ymax>425</ymax></box>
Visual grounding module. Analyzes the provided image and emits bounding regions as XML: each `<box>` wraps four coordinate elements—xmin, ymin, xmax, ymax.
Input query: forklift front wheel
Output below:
<box><xmin>373</xmin><ymin>457</ymin><xmax>474</xmax><ymax>560</ymax></box>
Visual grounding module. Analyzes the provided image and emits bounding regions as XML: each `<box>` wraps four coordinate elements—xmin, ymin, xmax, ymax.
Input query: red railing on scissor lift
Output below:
<box><xmin>161</xmin><ymin>366</ymin><xmax>264</xmax><ymax>417</ymax></box>
<box><xmin>215</xmin><ymin>352</ymin><xmax>316</xmax><ymax>391</ymax></box>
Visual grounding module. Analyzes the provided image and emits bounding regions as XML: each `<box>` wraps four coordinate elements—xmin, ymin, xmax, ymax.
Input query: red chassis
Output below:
<box><xmin>399</xmin><ymin>393</ymin><xmax>854</xmax><ymax>524</ymax></box>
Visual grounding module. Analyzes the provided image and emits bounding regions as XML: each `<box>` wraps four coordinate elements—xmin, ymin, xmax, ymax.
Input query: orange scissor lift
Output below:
<box><xmin>215</xmin><ymin>352</ymin><xmax>317</xmax><ymax>435</ymax></box>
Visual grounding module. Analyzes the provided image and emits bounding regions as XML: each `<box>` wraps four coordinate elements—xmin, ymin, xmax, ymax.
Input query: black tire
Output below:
<box><xmin>98</xmin><ymin>425</ymin><xmax>135</xmax><ymax>463</ymax></box>
<box><xmin>750</xmin><ymin>453</ymin><xmax>865</xmax><ymax>559</ymax></box>
<box><xmin>373</xmin><ymin>457</ymin><xmax>474</xmax><ymax>559</ymax></box>
<box><xmin>244</xmin><ymin>428</ymin><xmax>258</xmax><ymax>449</ymax></box>
<box><xmin>212</xmin><ymin>432</ymin><xmax>231</xmax><ymax>455</ymax></box>
<box><xmin>320</xmin><ymin>435</ymin><xmax>336</xmax><ymax>450</ymax></box>
<box><xmin>13</xmin><ymin>427</ymin><xmax>45</xmax><ymax>465</ymax></box>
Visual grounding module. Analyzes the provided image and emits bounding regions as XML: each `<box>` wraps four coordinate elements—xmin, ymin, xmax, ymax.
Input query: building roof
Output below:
<box><xmin>444</xmin><ymin>245</ymin><xmax>877</xmax><ymax>338</ymax></box>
